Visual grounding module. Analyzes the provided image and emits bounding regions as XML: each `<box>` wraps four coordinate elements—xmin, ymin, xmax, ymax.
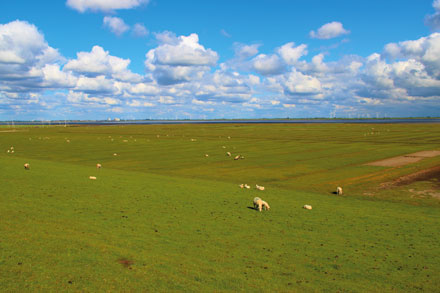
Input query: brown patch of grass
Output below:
<box><xmin>380</xmin><ymin>165</ymin><xmax>440</xmax><ymax>189</ymax></box>
<box><xmin>117</xmin><ymin>258</ymin><xmax>134</xmax><ymax>268</ymax></box>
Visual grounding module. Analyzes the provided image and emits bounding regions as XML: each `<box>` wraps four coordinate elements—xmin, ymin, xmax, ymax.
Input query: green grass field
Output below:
<box><xmin>1</xmin><ymin>123</ymin><xmax>439</xmax><ymax>291</ymax></box>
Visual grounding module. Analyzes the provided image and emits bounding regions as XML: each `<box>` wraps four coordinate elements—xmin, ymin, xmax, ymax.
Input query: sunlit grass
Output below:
<box><xmin>0</xmin><ymin>123</ymin><xmax>439</xmax><ymax>291</ymax></box>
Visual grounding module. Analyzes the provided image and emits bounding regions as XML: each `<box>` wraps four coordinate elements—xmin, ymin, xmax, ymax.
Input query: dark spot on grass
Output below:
<box><xmin>68</xmin><ymin>280</ymin><xmax>73</xmax><ymax>284</ymax></box>
<box><xmin>17</xmin><ymin>262</ymin><xmax>22</xmax><ymax>265</ymax></box>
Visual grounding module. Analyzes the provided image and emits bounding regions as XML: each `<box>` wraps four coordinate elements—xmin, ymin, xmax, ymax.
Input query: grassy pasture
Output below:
<box><xmin>1</xmin><ymin>123</ymin><xmax>439</xmax><ymax>291</ymax></box>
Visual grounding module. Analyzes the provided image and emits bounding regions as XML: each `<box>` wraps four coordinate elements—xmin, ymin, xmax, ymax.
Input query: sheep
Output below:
<box><xmin>24</xmin><ymin>163</ymin><xmax>30</xmax><ymax>170</ymax></box>
<box><xmin>336</xmin><ymin>186</ymin><xmax>343</xmax><ymax>195</ymax></box>
<box><xmin>222</xmin><ymin>146</ymin><xmax>226</xmax><ymax>149</ymax></box>
<box><xmin>96</xmin><ymin>163</ymin><xmax>102</xmax><ymax>169</ymax></box>
<box><xmin>226</xmin><ymin>152</ymin><xmax>232</xmax><ymax>157</ymax></box>
<box><xmin>256</xmin><ymin>184</ymin><xmax>265</xmax><ymax>191</ymax></box>
<box><xmin>253</xmin><ymin>197</ymin><xmax>270</xmax><ymax>212</ymax></box>
<box><xmin>113</xmin><ymin>153</ymin><xmax>118</xmax><ymax>156</ymax></box>
<box><xmin>234</xmin><ymin>155</ymin><xmax>240</xmax><ymax>160</ymax></box>
<box><xmin>205</xmin><ymin>154</ymin><xmax>209</xmax><ymax>157</ymax></box>
<box><xmin>244</xmin><ymin>184</ymin><xmax>250</xmax><ymax>189</ymax></box>
<box><xmin>89</xmin><ymin>176</ymin><xmax>97</xmax><ymax>180</ymax></box>
<box><xmin>239</xmin><ymin>184</ymin><xmax>244</xmax><ymax>188</ymax></box>
<box><xmin>303</xmin><ymin>205</ymin><xmax>312</xmax><ymax>210</ymax></box>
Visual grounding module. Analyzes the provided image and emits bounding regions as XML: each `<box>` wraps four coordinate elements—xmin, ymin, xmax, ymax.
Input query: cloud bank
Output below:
<box><xmin>66</xmin><ymin>0</ymin><xmax>149</xmax><ymax>13</ymax></box>
<box><xmin>1</xmin><ymin>19</ymin><xmax>439</xmax><ymax>119</ymax></box>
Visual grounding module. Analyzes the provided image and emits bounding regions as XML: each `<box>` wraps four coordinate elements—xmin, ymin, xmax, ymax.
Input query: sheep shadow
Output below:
<box><xmin>247</xmin><ymin>206</ymin><xmax>258</xmax><ymax>211</ymax></box>
<box><xmin>331</xmin><ymin>191</ymin><xmax>338</xmax><ymax>195</ymax></box>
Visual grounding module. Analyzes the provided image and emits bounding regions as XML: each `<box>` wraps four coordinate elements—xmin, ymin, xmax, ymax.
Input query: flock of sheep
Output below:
<box><xmin>18</xmin><ymin>133</ymin><xmax>345</xmax><ymax>213</ymax></box>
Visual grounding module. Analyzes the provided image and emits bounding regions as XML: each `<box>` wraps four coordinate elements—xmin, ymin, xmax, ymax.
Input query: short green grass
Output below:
<box><xmin>1</xmin><ymin>123</ymin><xmax>439</xmax><ymax>291</ymax></box>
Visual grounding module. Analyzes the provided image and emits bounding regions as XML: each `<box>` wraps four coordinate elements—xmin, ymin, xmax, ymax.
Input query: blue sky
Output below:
<box><xmin>0</xmin><ymin>0</ymin><xmax>439</xmax><ymax>120</ymax></box>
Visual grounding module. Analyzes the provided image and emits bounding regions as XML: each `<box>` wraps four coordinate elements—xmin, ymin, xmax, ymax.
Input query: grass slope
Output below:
<box><xmin>1</xmin><ymin>123</ymin><xmax>440</xmax><ymax>291</ymax></box>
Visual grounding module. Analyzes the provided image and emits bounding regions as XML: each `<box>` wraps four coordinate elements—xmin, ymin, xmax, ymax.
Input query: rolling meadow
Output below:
<box><xmin>1</xmin><ymin>123</ymin><xmax>439</xmax><ymax>291</ymax></box>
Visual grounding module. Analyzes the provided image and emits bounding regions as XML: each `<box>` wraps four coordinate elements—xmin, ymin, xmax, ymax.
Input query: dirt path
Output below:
<box><xmin>366</xmin><ymin>150</ymin><xmax>440</xmax><ymax>167</ymax></box>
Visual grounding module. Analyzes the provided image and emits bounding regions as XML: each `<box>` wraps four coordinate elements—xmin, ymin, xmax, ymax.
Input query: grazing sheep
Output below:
<box><xmin>240</xmin><ymin>155</ymin><xmax>245</xmax><ymax>159</ymax></box>
<box><xmin>303</xmin><ymin>205</ymin><xmax>312</xmax><ymax>210</ymax></box>
<box><xmin>205</xmin><ymin>154</ymin><xmax>209</xmax><ymax>157</ymax></box>
<box><xmin>253</xmin><ymin>197</ymin><xmax>270</xmax><ymax>212</ymax></box>
<box><xmin>336</xmin><ymin>187</ymin><xmax>343</xmax><ymax>195</ymax></box>
<box><xmin>239</xmin><ymin>184</ymin><xmax>244</xmax><ymax>188</ymax></box>
<box><xmin>227</xmin><ymin>152</ymin><xmax>232</xmax><ymax>157</ymax></box>
<box><xmin>113</xmin><ymin>153</ymin><xmax>118</xmax><ymax>156</ymax></box>
<box><xmin>234</xmin><ymin>155</ymin><xmax>240</xmax><ymax>160</ymax></box>
<box><xmin>244</xmin><ymin>184</ymin><xmax>250</xmax><ymax>189</ymax></box>
<box><xmin>24</xmin><ymin>163</ymin><xmax>30</xmax><ymax>170</ymax></box>
<box><xmin>256</xmin><ymin>184</ymin><xmax>265</xmax><ymax>191</ymax></box>
<box><xmin>96</xmin><ymin>163</ymin><xmax>102</xmax><ymax>169</ymax></box>
<box><xmin>89</xmin><ymin>176</ymin><xmax>97</xmax><ymax>180</ymax></box>
<box><xmin>222</xmin><ymin>146</ymin><xmax>226</xmax><ymax>149</ymax></box>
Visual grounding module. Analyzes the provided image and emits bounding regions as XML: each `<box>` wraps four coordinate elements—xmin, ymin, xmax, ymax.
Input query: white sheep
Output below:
<box><xmin>303</xmin><ymin>205</ymin><xmax>312</xmax><ymax>210</ymax></box>
<box><xmin>253</xmin><ymin>197</ymin><xmax>270</xmax><ymax>212</ymax></box>
<box><xmin>336</xmin><ymin>186</ymin><xmax>343</xmax><ymax>195</ymax></box>
<box><xmin>24</xmin><ymin>163</ymin><xmax>30</xmax><ymax>170</ymax></box>
<box><xmin>244</xmin><ymin>184</ymin><xmax>250</xmax><ymax>189</ymax></box>
<box><xmin>205</xmin><ymin>154</ymin><xmax>209</xmax><ymax>157</ymax></box>
<box><xmin>234</xmin><ymin>155</ymin><xmax>240</xmax><ymax>160</ymax></box>
<box><xmin>239</xmin><ymin>184</ymin><xmax>244</xmax><ymax>188</ymax></box>
<box><xmin>256</xmin><ymin>184</ymin><xmax>265</xmax><ymax>191</ymax></box>
<box><xmin>96</xmin><ymin>163</ymin><xmax>102</xmax><ymax>169</ymax></box>
<box><xmin>226</xmin><ymin>152</ymin><xmax>231</xmax><ymax>156</ymax></box>
<box><xmin>89</xmin><ymin>176</ymin><xmax>97</xmax><ymax>180</ymax></box>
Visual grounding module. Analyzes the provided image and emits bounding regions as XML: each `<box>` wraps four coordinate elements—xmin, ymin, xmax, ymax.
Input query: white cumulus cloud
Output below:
<box><xmin>145</xmin><ymin>33</ymin><xmax>218</xmax><ymax>85</ymax></box>
<box><xmin>103</xmin><ymin>16</ymin><xmax>129</xmax><ymax>36</ymax></box>
<box><xmin>252</xmin><ymin>54</ymin><xmax>285</xmax><ymax>76</ymax></box>
<box><xmin>132</xmin><ymin>23</ymin><xmax>148</xmax><ymax>37</ymax></box>
<box><xmin>310</xmin><ymin>21</ymin><xmax>350</xmax><ymax>39</ymax></box>
<box><xmin>64</xmin><ymin>45</ymin><xmax>142</xmax><ymax>82</ymax></box>
<box><xmin>277</xmin><ymin>42</ymin><xmax>308</xmax><ymax>65</ymax></box>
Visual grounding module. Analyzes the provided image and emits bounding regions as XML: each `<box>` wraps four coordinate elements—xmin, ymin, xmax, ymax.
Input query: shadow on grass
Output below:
<box><xmin>247</xmin><ymin>206</ymin><xmax>258</xmax><ymax>211</ymax></box>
